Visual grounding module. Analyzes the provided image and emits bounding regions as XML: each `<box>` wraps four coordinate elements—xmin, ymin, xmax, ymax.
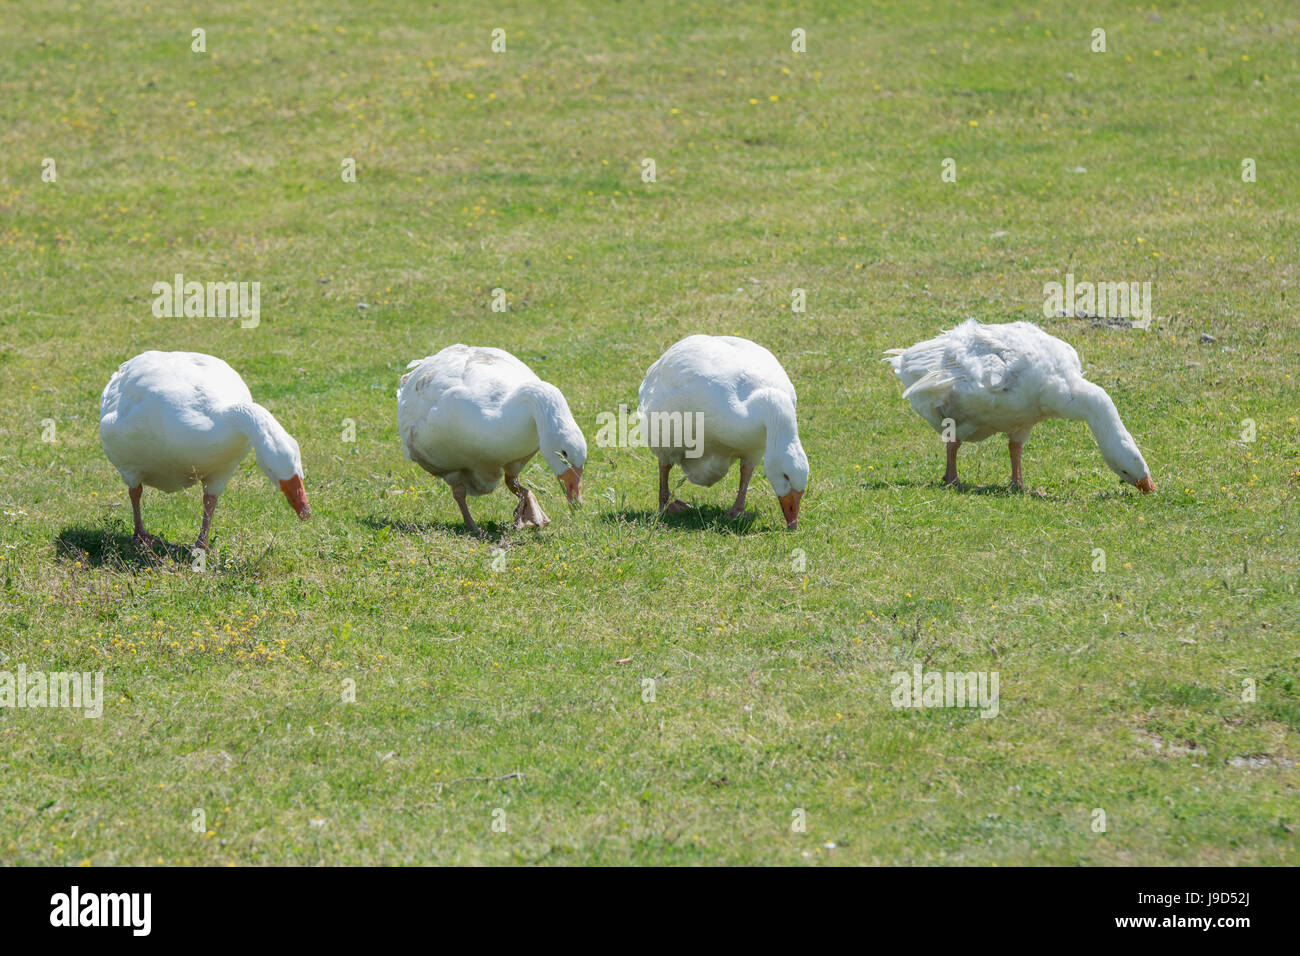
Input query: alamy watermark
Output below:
<box><xmin>151</xmin><ymin>273</ymin><xmax>260</xmax><ymax>328</ymax></box>
<box><xmin>0</xmin><ymin>665</ymin><xmax>104</xmax><ymax>718</ymax></box>
<box><xmin>595</xmin><ymin>404</ymin><xmax>704</xmax><ymax>458</ymax></box>
<box><xmin>1043</xmin><ymin>273</ymin><xmax>1151</xmax><ymax>327</ymax></box>
<box><xmin>891</xmin><ymin>664</ymin><xmax>999</xmax><ymax>718</ymax></box>
<box><xmin>50</xmin><ymin>886</ymin><xmax>150</xmax><ymax>936</ymax></box>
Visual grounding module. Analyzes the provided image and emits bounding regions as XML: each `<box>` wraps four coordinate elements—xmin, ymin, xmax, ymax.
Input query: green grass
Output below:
<box><xmin>1</xmin><ymin>0</ymin><xmax>1297</xmax><ymax>864</ymax></box>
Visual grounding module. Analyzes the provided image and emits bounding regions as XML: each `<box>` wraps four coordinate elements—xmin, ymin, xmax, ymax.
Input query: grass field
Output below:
<box><xmin>1</xmin><ymin>1</ymin><xmax>1297</xmax><ymax>865</ymax></box>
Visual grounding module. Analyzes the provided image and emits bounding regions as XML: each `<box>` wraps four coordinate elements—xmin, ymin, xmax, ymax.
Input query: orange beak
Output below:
<box><xmin>558</xmin><ymin>466</ymin><xmax>582</xmax><ymax>505</ymax></box>
<box><xmin>1135</xmin><ymin>474</ymin><xmax>1156</xmax><ymax>495</ymax></box>
<box><xmin>778</xmin><ymin>489</ymin><xmax>803</xmax><ymax>529</ymax></box>
<box><xmin>279</xmin><ymin>475</ymin><xmax>311</xmax><ymax>519</ymax></box>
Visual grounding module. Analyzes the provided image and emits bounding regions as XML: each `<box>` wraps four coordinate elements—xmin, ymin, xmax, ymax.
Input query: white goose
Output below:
<box><xmin>638</xmin><ymin>335</ymin><xmax>809</xmax><ymax>529</ymax></box>
<box><xmin>99</xmin><ymin>351</ymin><xmax>311</xmax><ymax>550</ymax></box>
<box><xmin>885</xmin><ymin>319</ymin><xmax>1155</xmax><ymax>493</ymax></box>
<box><xmin>396</xmin><ymin>345</ymin><xmax>586</xmax><ymax>536</ymax></box>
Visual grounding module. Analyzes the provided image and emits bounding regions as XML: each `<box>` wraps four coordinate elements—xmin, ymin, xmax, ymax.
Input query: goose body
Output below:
<box><xmin>638</xmin><ymin>335</ymin><xmax>809</xmax><ymax>528</ymax></box>
<box><xmin>397</xmin><ymin>345</ymin><xmax>586</xmax><ymax>534</ymax></box>
<box><xmin>885</xmin><ymin>320</ymin><xmax>1154</xmax><ymax>492</ymax></box>
<box><xmin>99</xmin><ymin>351</ymin><xmax>310</xmax><ymax>549</ymax></box>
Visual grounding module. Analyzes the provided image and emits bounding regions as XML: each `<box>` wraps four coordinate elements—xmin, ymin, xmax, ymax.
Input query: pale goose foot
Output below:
<box><xmin>128</xmin><ymin>485</ymin><xmax>163</xmax><ymax>549</ymax></box>
<box><xmin>505</xmin><ymin>475</ymin><xmax>549</xmax><ymax>529</ymax></box>
<box><xmin>451</xmin><ymin>484</ymin><xmax>488</xmax><ymax>539</ymax></box>
<box><xmin>658</xmin><ymin>462</ymin><xmax>690</xmax><ymax>516</ymax></box>
<box><xmin>512</xmin><ymin>490</ymin><xmax>550</xmax><ymax>529</ymax></box>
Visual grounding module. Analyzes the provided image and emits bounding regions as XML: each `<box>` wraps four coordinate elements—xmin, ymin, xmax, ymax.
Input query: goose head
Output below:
<box><xmin>1069</xmin><ymin>381</ymin><xmax>1155</xmax><ymax>494</ymax></box>
<box><xmin>752</xmin><ymin>388</ymin><xmax>808</xmax><ymax>529</ymax></box>
<box><xmin>1100</xmin><ymin>429</ymin><xmax>1155</xmax><ymax>494</ymax></box>
<box><xmin>242</xmin><ymin>404</ymin><xmax>312</xmax><ymax>519</ymax></box>
<box><xmin>542</xmin><ymin>434</ymin><xmax>586</xmax><ymax>505</ymax></box>
<box><xmin>532</xmin><ymin>384</ymin><xmax>588</xmax><ymax>505</ymax></box>
<box><xmin>765</xmin><ymin>439</ymin><xmax>809</xmax><ymax>529</ymax></box>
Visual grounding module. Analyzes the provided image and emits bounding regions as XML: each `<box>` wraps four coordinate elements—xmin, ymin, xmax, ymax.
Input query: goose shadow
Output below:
<box><xmin>599</xmin><ymin>504</ymin><xmax>763</xmax><ymax>534</ymax></box>
<box><xmin>855</xmin><ymin>476</ymin><xmax>1050</xmax><ymax>498</ymax></box>
<box><xmin>53</xmin><ymin>523</ymin><xmax>184</xmax><ymax>569</ymax></box>
<box><xmin>950</xmin><ymin>482</ymin><xmax>1051</xmax><ymax>499</ymax></box>
<box><xmin>360</xmin><ymin>513</ymin><xmax>514</xmax><ymax>541</ymax></box>
<box><xmin>1091</xmin><ymin>487</ymin><xmax>1147</xmax><ymax>503</ymax></box>
<box><xmin>855</xmin><ymin>478</ymin><xmax>938</xmax><ymax>491</ymax></box>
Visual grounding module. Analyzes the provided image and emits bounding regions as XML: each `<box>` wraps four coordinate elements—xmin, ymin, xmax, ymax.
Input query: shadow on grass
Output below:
<box><xmin>599</xmin><ymin>504</ymin><xmax>762</xmax><ymax>534</ymax></box>
<box><xmin>1092</xmin><ymin>487</ymin><xmax>1147</xmax><ymax>503</ymax></box>
<box><xmin>952</xmin><ymin>482</ymin><xmax>1050</xmax><ymax>499</ymax></box>
<box><xmin>940</xmin><ymin>479</ymin><xmax>1143</xmax><ymax>500</ymax></box>
<box><xmin>856</xmin><ymin>476</ymin><xmax>1051</xmax><ymax>497</ymax></box>
<box><xmin>54</xmin><ymin>522</ymin><xmax>179</xmax><ymax>569</ymax></box>
<box><xmin>361</xmin><ymin>513</ymin><xmax>512</xmax><ymax>541</ymax></box>
<box><xmin>855</xmin><ymin>478</ymin><xmax>940</xmax><ymax>490</ymax></box>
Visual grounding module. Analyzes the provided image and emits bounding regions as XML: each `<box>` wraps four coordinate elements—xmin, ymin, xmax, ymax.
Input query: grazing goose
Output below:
<box><xmin>396</xmin><ymin>345</ymin><xmax>586</xmax><ymax>536</ymax></box>
<box><xmin>884</xmin><ymin>319</ymin><xmax>1155</xmax><ymax>493</ymax></box>
<box><xmin>638</xmin><ymin>334</ymin><xmax>809</xmax><ymax>529</ymax></box>
<box><xmin>99</xmin><ymin>351</ymin><xmax>311</xmax><ymax>550</ymax></box>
